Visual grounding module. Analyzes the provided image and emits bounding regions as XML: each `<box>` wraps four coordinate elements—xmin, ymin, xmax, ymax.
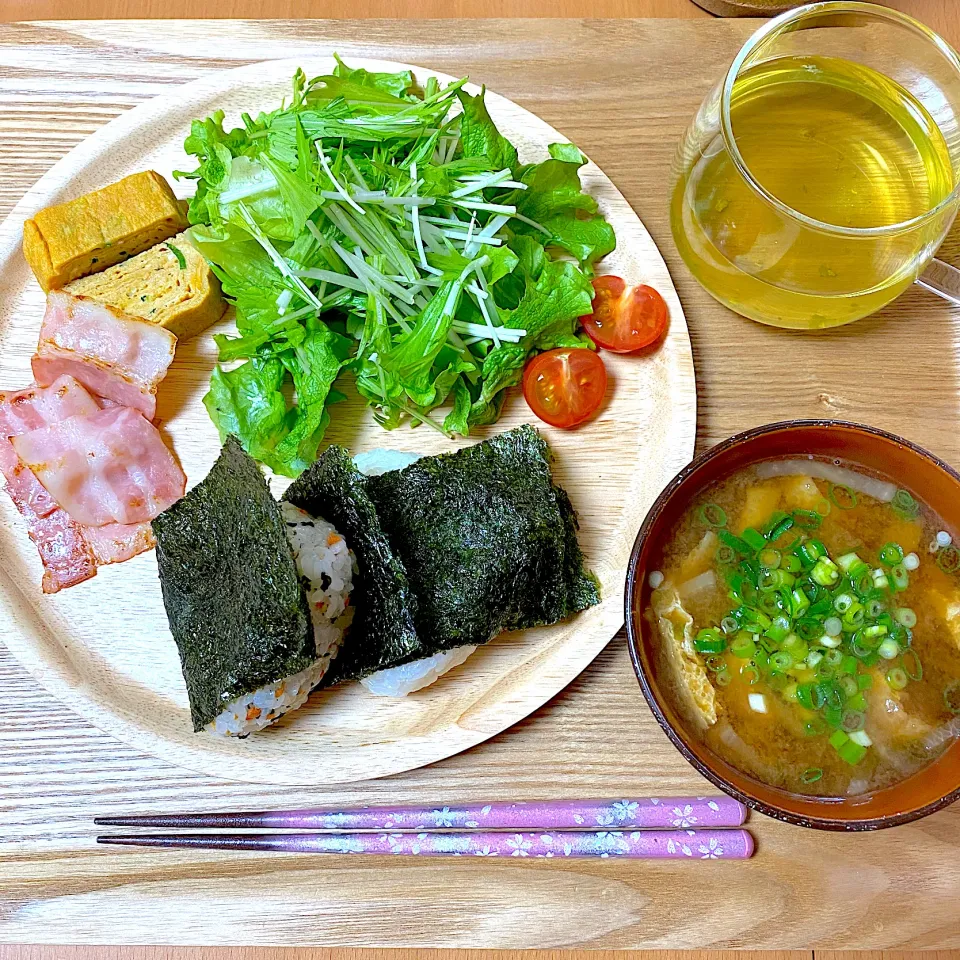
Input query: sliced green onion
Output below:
<box><xmin>694</xmin><ymin>629</ymin><xmax>726</xmax><ymax>654</ymax></box>
<box><xmin>730</xmin><ymin>634</ymin><xmax>757</xmax><ymax>659</ymax></box>
<box><xmin>740</xmin><ymin>663</ymin><xmax>761</xmax><ymax>684</ymax></box>
<box><xmin>718</xmin><ymin>529</ymin><xmax>752</xmax><ymax>556</ymax></box>
<box><xmin>823</xmin><ymin>649</ymin><xmax>843</xmax><ymax>667</ymax></box>
<box><xmin>716</xmin><ymin>545</ymin><xmax>737</xmax><ymax>565</ymax></box>
<box><xmin>936</xmin><ymin>545</ymin><xmax>960</xmax><ymax>574</ymax></box>
<box><xmin>795</xmin><ymin>682</ymin><xmax>816</xmax><ymax>710</ymax></box>
<box><xmin>842</xmin><ymin>602</ymin><xmax>865</xmax><ymax>628</ymax></box>
<box><xmin>847</xmin><ymin>692</ymin><xmax>867</xmax><ymax>712</ymax></box>
<box><xmin>858</xmin><ymin>673</ymin><xmax>873</xmax><ymax>691</ymax></box>
<box><xmin>715</xmin><ymin>669</ymin><xmax>732</xmax><ymax>687</ymax></box>
<box><xmin>824</xmin><ymin>616</ymin><xmax>842</xmax><ymax>637</ymax></box>
<box><xmin>800</xmin><ymin>766</ymin><xmax>823</xmax><ymax>783</ymax></box>
<box><xmin>895</xmin><ymin>607</ymin><xmax>917</xmax><ymax>628</ymax></box>
<box><xmin>829</xmin><ymin>483</ymin><xmax>858</xmax><ymax>510</ymax></box>
<box><xmin>865</xmin><ymin>599</ymin><xmax>885</xmax><ymax>618</ymax></box>
<box><xmin>783</xmin><ymin>633</ymin><xmax>808</xmax><ymax>659</ymax></box>
<box><xmin>765</xmin><ymin>514</ymin><xmax>794</xmax><ymax>541</ymax></box>
<box><xmin>829</xmin><ymin>729</ymin><xmax>849</xmax><ymax>750</ymax></box>
<box><xmin>814</xmin><ymin>497</ymin><xmax>832</xmax><ymax>517</ymax></box>
<box><xmin>758</xmin><ymin>548</ymin><xmax>782</xmax><ymax>570</ymax></box>
<box><xmin>877</xmin><ymin>637</ymin><xmax>900</xmax><ymax>660</ymax></box>
<box><xmin>765</xmin><ymin>616</ymin><xmax>791</xmax><ymax>642</ymax></box>
<box><xmin>886</xmin><ymin>666</ymin><xmax>908</xmax><ymax>690</ymax></box>
<box><xmin>770</xmin><ymin>651</ymin><xmax>794</xmax><ymax>671</ymax></box>
<box><xmin>793</xmin><ymin>617</ymin><xmax>819</xmax><ymax>640</ymax></box>
<box><xmin>841</xmin><ymin>709</ymin><xmax>865</xmax><ymax>732</ymax></box>
<box><xmin>840</xmin><ymin>655</ymin><xmax>858</xmax><ymax>676</ymax></box>
<box><xmin>838</xmin><ymin>740</ymin><xmax>868</xmax><ymax>765</ymax></box>
<box><xmin>781</xmin><ymin>554</ymin><xmax>802</xmax><ymax>574</ymax></box>
<box><xmin>901</xmin><ymin>649</ymin><xmax>923</xmax><ymax>681</ymax></box>
<box><xmin>891</xmin><ymin>488</ymin><xmax>919</xmax><ymax>520</ymax></box>
<box><xmin>791</xmin><ymin>509</ymin><xmax>822</xmax><ymax>530</ymax></box>
<box><xmin>890</xmin><ymin>564</ymin><xmax>910</xmax><ymax>591</ymax></box>
<box><xmin>862</xmin><ymin>624</ymin><xmax>888</xmax><ymax>640</ymax></box>
<box><xmin>852</xmin><ymin>577</ymin><xmax>876</xmax><ymax>602</ymax></box>
<box><xmin>797</xmin><ymin>540</ymin><xmax>826</xmax><ymax>565</ymax></box>
<box><xmin>810</xmin><ymin>557</ymin><xmax>840</xmax><ymax>586</ymax></box>
<box><xmin>833</xmin><ymin>593</ymin><xmax>855</xmax><ymax>614</ymax></box>
<box><xmin>848</xmin><ymin>729</ymin><xmax>872</xmax><ymax>747</ymax></box>
<box><xmin>837</xmin><ymin>552</ymin><xmax>863</xmax><ymax>574</ymax></box>
<box><xmin>741</xmin><ymin>528</ymin><xmax>767</xmax><ymax>552</ymax></box>
<box><xmin>806</xmin><ymin>650</ymin><xmax>824</xmax><ymax>669</ymax></box>
<box><xmin>699</xmin><ymin>503</ymin><xmax>727</xmax><ymax>528</ymax></box>
<box><xmin>879</xmin><ymin>542</ymin><xmax>904</xmax><ymax>566</ymax></box>
<box><xmin>720</xmin><ymin>616</ymin><xmax>740</xmax><ymax>635</ymax></box>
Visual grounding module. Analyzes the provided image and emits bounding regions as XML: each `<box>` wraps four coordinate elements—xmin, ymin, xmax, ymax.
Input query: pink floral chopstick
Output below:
<box><xmin>95</xmin><ymin>796</ymin><xmax>746</xmax><ymax>832</ymax></box>
<box><xmin>98</xmin><ymin>827</ymin><xmax>753</xmax><ymax>859</ymax></box>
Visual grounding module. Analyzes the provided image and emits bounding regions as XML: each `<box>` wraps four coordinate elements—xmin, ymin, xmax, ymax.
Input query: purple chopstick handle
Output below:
<box><xmin>100</xmin><ymin>828</ymin><xmax>753</xmax><ymax>859</ymax></box>
<box><xmin>255</xmin><ymin>797</ymin><xmax>744</xmax><ymax>831</ymax></box>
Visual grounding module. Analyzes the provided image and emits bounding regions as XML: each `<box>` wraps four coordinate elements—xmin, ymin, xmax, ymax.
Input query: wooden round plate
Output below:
<box><xmin>0</xmin><ymin>58</ymin><xmax>696</xmax><ymax>785</ymax></box>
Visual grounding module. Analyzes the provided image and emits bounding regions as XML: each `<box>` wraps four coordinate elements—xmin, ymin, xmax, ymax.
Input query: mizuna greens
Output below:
<box><xmin>177</xmin><ymin>59</ymin><xmax>615</xmax><ymax>476</ymax></box>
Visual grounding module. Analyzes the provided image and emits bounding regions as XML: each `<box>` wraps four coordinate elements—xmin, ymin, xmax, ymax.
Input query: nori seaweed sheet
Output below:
<box><xmin>365</xmin><ymin>424</ymin><xmax>598</xmax><ymax>652</ymax></box>
<box><xmin>152</xmin><ymin>436</ymin><xmax>315</xmax><ymax>730</ymax></box>
<box><xmin>282</xmin><ymin>445</ymin><xmax>425</xmax><ymax>683</ymax></box>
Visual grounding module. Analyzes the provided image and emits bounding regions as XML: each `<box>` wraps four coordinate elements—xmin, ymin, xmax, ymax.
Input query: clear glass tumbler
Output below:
<box><xmin>670</xmin><ymin>2</ymin><xmax>960</xmax><ymax>329</ymax></box>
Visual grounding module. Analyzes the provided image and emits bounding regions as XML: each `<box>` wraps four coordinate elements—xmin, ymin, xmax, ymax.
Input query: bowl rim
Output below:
<box><xmin>624</xmin><ymin>418</ymin><xmax>960</xmax><ymax>831</ymax></box>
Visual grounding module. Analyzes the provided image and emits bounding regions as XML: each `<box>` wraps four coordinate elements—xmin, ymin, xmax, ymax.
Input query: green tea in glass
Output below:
<box><xmin>670</xmin><ymin>2</ymin><xmax>960</xmax><ymax>329</ymax></box>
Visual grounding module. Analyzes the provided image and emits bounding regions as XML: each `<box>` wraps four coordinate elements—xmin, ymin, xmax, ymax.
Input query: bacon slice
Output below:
<box><xmin>0</xmin><ymin>378</ymin><xmax>159</xmax><ymax>593</ymax></box>
<box><xmin>31</xmin><ymin>291</ymin><xmax>176</xmax><ymax>420</ymax></box>
<box><xmin>83</xmin><ymin>521</ymin><xmax>156</xmax><ymax>565</ymax></box>
<box><xmin>0</xmin><ymin>375</ymin><xmax>101</xmax><ymax>518</ymax></box>
<box><xmin>11</xmin><ymin>406</ymin><xmax>185</xmax><ymax>527</ymax></box>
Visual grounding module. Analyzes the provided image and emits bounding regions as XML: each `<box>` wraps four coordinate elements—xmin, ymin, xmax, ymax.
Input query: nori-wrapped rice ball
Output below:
<box><xmin>153</xmin><ymin>437</ymin><xmax>346</xmax><ymax>733</ymax></box>
<box><xmin>282</xmin><ymin>444</ymin><xmax>425</xmax><ymax>683</ymax></box>
<box><xmin>366</xmin><ymin>424</ymin><xmax>598</xmax><ymax>653</ymax></box>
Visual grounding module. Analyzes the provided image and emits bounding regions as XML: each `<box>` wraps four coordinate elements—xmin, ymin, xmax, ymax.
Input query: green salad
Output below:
<box><xmin>177</xmin><ymin>58</ymin><xmax>616</xmax><ymax>476</ymax></box>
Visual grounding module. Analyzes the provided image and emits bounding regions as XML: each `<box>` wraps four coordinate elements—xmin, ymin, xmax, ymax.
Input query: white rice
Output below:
<box><xmin>353</xmin><ymin>448</ymin><xmax>422</xmax><ymax>477</ymax></box>
<box><xmin>361</xmin><ymin>645</ymin><xmax>478</xmax><ymax>697</ymax></box>
<box><xmin>208</xmin><ymin>503</ymin><xmax>355</xmax><ymax>737</ymax></box>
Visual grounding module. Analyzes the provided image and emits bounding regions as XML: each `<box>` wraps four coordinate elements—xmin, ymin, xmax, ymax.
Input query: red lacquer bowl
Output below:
<box><xmin>625</xmin><ymin>420</ymin><xmax>960</xmax><ymax>830</ymax></box>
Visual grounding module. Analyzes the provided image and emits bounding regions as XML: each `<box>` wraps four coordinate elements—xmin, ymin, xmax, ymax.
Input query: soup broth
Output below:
<box><xmin>646</xmin><ymin>459</ymin><xmax>960</xmax><ymax>798</ymax></box>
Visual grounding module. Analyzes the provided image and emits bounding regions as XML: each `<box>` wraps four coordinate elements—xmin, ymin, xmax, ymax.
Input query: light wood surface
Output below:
<box><xmin>0</xmin><ymin>0</ymin><xmax>955</xmax><ymax>45</ymax></box>
<box><xmin>0</xmin><ymin>16</ymin><xmax>959</xmax><ymax>951</ymax></box>
<box><xmin>689</xmin><ymin>0</ymin><xmax>797</xmax><ymax>15</ymax></box>
<box><xmin>0</xmin><ymin>55</ymin><xmax>695</xmax><ymax>784</ymax></box>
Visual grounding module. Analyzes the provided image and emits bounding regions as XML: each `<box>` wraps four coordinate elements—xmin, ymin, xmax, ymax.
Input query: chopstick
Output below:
<box><xmin>98</xmin><ymin>828</ymin><xmax>753</xmax><ymax>859</ymax></box>
<box><xmin>95</xmin><ymin>796</ymin><xmax>747</xmax><ymax>832</ymax></box>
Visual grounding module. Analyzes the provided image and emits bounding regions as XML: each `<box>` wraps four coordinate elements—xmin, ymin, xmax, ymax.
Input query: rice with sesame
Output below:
<box><xmin>207</xmin><ymin>503</ymin><xmax>355</xmax><ymax>737</ymax></box>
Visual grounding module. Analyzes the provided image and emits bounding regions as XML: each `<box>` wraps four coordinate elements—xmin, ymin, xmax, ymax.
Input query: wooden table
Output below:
<box><xmin>1</xmin><ymin>14</ymin><xmax>959</xmax><ymax>956</ymax></box>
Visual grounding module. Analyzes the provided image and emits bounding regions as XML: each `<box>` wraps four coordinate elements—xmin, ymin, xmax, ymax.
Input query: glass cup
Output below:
<box><xmin>670</xmin><ymin>2</ymin><xmax>960</xmax><ymax>330</ymax></box>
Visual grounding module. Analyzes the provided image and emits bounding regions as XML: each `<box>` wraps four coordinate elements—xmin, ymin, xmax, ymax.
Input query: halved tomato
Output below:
<box><xmin>522</xmin><ymin>347</ymin><xmax>607</xmax><ymax>429</ymax></box>
<box><xmin>580</xmin><ymin>275</ymin><xmax>668</xmax><ymax>353</ymax></box>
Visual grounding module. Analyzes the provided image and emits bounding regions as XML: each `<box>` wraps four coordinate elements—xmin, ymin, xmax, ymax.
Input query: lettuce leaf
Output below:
<box><xmin>512</xmin><ymin>149</ymin><xmax>616</xmax><ymax>267</ymax></box>
<box><xmin>457</xmin><ymin>88</ymin><xmax>519</xmax><ymax>173</ymax></box>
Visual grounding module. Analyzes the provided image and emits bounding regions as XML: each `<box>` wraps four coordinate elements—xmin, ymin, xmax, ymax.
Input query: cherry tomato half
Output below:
<box><xmin>580</xmin><ymin>275</ymin><xmax>668</xmax><ymax>353</ymax></box>
<box><xmin>522</xmin><ymin>347</ymin><xmax>607</xmax><ymax>429</ymax></box>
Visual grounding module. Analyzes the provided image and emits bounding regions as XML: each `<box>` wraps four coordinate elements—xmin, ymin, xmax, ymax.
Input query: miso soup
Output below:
<box><xmin>646</xmin><ymin>458</ymin><xmax>960</xmax><ymax>798</ymax></box>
